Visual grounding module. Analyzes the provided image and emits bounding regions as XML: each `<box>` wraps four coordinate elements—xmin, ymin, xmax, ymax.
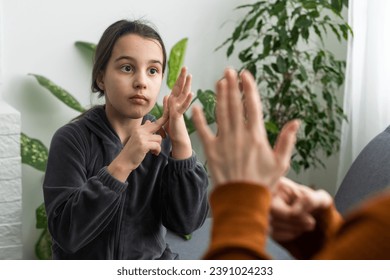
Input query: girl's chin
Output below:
<box><xmin>106</xmin><ymin>103</ymin><xmax>154</xmax><ymax>120</ymax></box>
<box><xmin>124</xmin><ymin>108</ymin><xmax>152</xmax><ymax>119</ymax></box>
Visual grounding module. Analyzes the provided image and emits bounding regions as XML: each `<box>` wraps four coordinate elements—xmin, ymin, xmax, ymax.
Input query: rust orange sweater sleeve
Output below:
<box><xmin>280</xmin><ymin>192</ymin><xmax>390</xmax><ymax>259</ymax></box>
<box><xmin>203</xmin><ymin>182</ymin><xmax>390</xmax><ymax>260</ymax></box>
<box><xmin>203</xmin><ymin>182</ymin><xmax>272</xmax><ymax>260</ymax></box>
<box><xmin>312</xmin><ymin>192</ymin><xmax>390</xmax><ymax>259</ymax></box>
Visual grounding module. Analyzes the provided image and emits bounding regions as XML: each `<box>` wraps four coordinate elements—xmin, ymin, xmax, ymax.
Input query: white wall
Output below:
<box><xmin>1</xmin><ymin>0</ymin><xmax>347</xmax><ymax>259</ymax></box>
<box><xmin>0</xmin><ymin>0</ymin><xmax>3</xmax><ymax>92</ymax></box>
<box><xmin>0</xmin><ymin>101</ymin><xmax>22</xmax><ymax>259</ymax></box>
<box><xmin>1</xmin><ymin>0</ymin><xmax>23</xmax><ymax>259</ymax></box>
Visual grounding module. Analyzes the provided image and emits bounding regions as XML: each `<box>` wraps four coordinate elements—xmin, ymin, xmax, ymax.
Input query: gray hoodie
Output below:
<box><xmin>43</xmin><ymin>106</ymin><xmax>209</xmax><ymax>259</ymax></box>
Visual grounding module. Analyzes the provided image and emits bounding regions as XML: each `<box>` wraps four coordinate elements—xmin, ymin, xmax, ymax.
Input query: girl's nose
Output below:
<box><xmin>133</xmin><ymin>72</ymin><xmax>147</xmax><ymax>89</ymax></box>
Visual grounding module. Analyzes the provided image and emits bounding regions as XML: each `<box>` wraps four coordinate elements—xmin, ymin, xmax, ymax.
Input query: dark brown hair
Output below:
<box><xmin>91</xmin><ymin>19</ymin><xmax>167</xmax><ymax>96</ymax></box>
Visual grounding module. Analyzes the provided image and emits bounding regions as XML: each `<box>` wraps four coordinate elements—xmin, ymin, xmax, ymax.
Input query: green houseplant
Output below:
<box><xmin>22</xmin><ymin>39</ymin><xmax>216</xmax><ymax>259</ymax></box>
<box><xmin>218</xmin><ymin>0</ymin><xmax>352</xmax><ymax>172</ymax></box>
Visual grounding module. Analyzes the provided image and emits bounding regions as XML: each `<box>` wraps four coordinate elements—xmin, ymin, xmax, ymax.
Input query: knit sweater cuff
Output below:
<box><xmin>168</xmin><ymin>151</ymin><xmax>197</xmax><ymax>170</ymax></box>
<box><xmin>204</xmin><ymin>182</ymin><xmax>271</xmax><ymax>259</ymax></box>
<box><xmin>97</xmin><ymin>166</ymin><xmax>128</xmax><ymax>193</ymax></box>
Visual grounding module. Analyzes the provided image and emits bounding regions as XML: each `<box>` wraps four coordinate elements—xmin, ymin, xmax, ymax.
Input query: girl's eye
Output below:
<box><xmin>149</xmin><ymin>68</ymin><xmax>159</xmax><ymax>75</ymax></box>
<box><xmin>120</xmin><ymin>65</ymin><xmax>133</xmax><ymax>73</ymax></box>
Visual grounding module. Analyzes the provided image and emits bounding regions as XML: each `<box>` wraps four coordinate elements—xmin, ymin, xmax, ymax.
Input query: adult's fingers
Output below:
<box><xmin>274</xmin><ymin>120</ymin><xmax>300</xmax><ymax>173</ymax></box>
<box><xmin>270</xmin><ymin>203</ymin><xmax>316</xmax><ymax>234</ymax></box>
<box><xmin>240</xmin><ymin>70</ymin><xmax>264</xmax><ymax>134</ymax></box>
<box><xmin>313</xmin><ymin>190</ymin><xmax>333</xmax><ymax>210</ymax></box>
<box><xmin>271</xmin><ymin>228</ymin><xmax>305</xmax><ymax>242</ymax></box>
<box><xmin>225</xmin><ymin>68</ymin><xmax>244</xmax><ymax>130</ymax></box>
<box><xmin>271</xmin><ymin>192</ymin><xmax>316</xmax><ymax>230</ymax></box>
<box><xmin>271</xmin><ymin>196</ymin><xmax>295</xmax><ymax>220</ymax></box>
<box><xmin>215</xmin><ymin>78</ymin><xmax>229</xmax><ymax>136</ymax></box>
<box><xmin>301</xmin><ymin>189</ymin><xmax>333</xmax><ymax>213</ymax></box>
<box><xmin>271</xmin><ymin>218</ymin><xmax>314</xmax><ymax>234</ymax></box>
<box><xmin>192</xmin><ymin>106</ymin><xmax>214</xmax><ymax>148</ymax></box>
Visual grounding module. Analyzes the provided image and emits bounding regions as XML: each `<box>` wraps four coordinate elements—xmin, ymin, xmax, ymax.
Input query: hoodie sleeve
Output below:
<box><xmin>43</xmin><ymin>124</ymin><xmax>127</xmax><ymax>253</ymax></box>
<box><xmin>160</xmin><ymin>152</ymin><xmax>209</xmax><ymax>235</ymax></box>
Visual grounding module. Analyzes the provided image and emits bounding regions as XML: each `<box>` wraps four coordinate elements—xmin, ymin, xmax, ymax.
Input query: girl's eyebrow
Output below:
<box><xmin>115</xmin><ymin>55</ymin><xmax>163</xmax><ymax>66</ymax></box>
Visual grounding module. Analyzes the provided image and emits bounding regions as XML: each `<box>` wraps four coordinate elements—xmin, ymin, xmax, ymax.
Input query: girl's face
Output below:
<box><xmin>98</xmin><ymin>34</ymin><xmax>164</xmax><ymax>120</ymax></box>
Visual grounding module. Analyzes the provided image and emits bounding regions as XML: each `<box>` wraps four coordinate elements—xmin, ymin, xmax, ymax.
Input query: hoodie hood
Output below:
<box><xmin>77</xmin><ymin>105</ymin><xmax>156</xmax><ymax>148</ymax></box>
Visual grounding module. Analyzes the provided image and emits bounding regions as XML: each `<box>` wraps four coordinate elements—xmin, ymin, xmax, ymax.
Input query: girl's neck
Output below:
<box><xmin>104</xmin><ymin>106</ymin><xmax>143</xmax><ymax>145</ymax></box>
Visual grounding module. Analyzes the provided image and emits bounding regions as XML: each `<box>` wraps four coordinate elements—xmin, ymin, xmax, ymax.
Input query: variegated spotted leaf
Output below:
<box><xmin>20</xmin><ymin>132</ymin><xmax>48</xmax><ymax>172</ymax></box>
<box><xmin>29</xmin><ymin>74</ymin><xmax>86</xmax><ymax>113</ymax></box>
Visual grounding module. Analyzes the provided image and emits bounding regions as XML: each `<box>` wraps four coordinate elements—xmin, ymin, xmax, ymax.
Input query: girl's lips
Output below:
<box><xmin>130</xmin><ymin>94</ymin><xmax>147</xmax><ymax>101</ymax></box>
<box><xmin>129</xmin><ymin>95</ymin><xmax>148</xmax><ymax>104</ymax></box>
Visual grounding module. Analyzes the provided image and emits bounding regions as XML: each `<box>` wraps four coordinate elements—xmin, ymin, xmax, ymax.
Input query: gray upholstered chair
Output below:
<box><xmin>166</xmin><ymin>218</ymin><xmax>293</xmax><ymax>259</ymax></box>
<box><xmin>335</xmin><ymin>125</ymin><xmax>390</xmax><ymax>214</ymax></box>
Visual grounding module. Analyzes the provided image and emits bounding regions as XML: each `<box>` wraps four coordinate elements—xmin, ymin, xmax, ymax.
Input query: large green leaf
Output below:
<box><xmin>184</xmin><ymin>89</ymin><xmax>216</xmax><ymax>135</ymax></box>
<box><xmin>331</xmin><ymin>0</ymin><xmax>343</xmax><ymax>13</ymax></box>
<box><xmin>167</xmin><ymin>38</ymin><xmax>188</xmax><ymax>89</ymax></box>
<box><xmin>197</xmin><ymin>89</ymin><xmax>216</xmax><ymax>125</ymax></box>
<box><xmin>20</xmin><ymin>133</ymin><xmax>48</xmax><ymax>172</ymax></box>
<box><xmin>29</xmin><ymin>74</ymin><xmax>86</xmax><ymax>113</ymax></box>
<box><xmin>75</xmin><ymin>41</ymin><xmax>96</xmax><ymax>55</ymax></box>
<box><xmin>35</xmin><ymin>201</ymin><xmax>51</xmax><ymax>260</ymax></box>
<box><xmin>35</xmin><ymin>202</ymin><xmax>48</xmax><ymax>229</ymax></box>
<box><xmin>149</xmin><ymin>103</ymin><xmax>164</xmax><ymax>119</ymax></box>
<box><xmin>35</xmin><ymin>228</ymin><xmax>52</xmax><ymax>260</ymax></box>
<box><xmin>183</xmin><ymin>234</ymin><xmax>192</xmax><ymax>240</ymax></box>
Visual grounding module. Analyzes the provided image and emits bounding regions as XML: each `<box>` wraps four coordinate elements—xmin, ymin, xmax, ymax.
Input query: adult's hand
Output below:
<box><xmin>192</xmin><ymin>68</ymin><xmax>299</xmax><ymax>189</ymax></box>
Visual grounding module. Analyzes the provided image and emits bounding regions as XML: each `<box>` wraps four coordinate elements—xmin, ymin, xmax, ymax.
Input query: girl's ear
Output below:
<box><xmin>97</xmin><ymin>71</ymin><xmax>105</xmax><ymax>91</ymax></box>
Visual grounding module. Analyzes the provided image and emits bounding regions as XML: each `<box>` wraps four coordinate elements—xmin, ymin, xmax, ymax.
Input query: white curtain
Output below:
<box><xmin>337</xmin><ymin>0</ymin><xmax>390</xmax><ymax>188</ymax></box>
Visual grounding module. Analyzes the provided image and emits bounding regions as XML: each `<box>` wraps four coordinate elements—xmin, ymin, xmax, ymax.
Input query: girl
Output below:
<box><xmin>43</xmin><ymin>19</ymin><xmax>209</xmax><ymax>259</ymax></box>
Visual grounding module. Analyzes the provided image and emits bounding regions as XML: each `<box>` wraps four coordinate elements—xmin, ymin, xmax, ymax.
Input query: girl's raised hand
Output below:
<box><xmin>165</xmin><ymin>67</ymin><xmax>193</xmax><ymax>159</ymax></box>
<box><xmin>169</xmin><ymin>67</ymin><xmax>193</xmax><ymax>119</ymax></box>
